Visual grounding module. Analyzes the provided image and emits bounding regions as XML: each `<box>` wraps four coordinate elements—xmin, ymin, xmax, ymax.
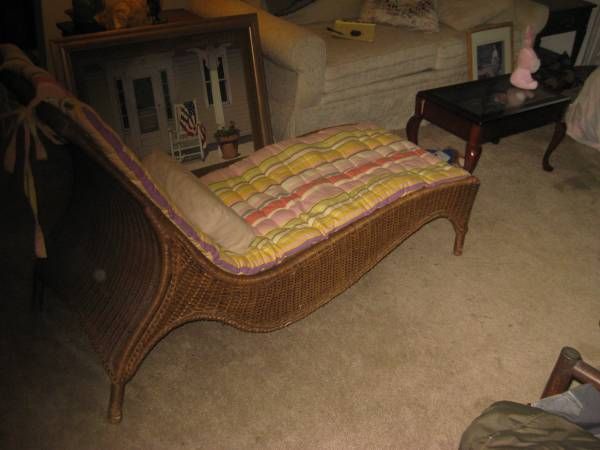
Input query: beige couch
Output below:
<box><xmin>187</xmin><ymin>0</ymin><xmax>548</xmax><ymax>140</ymax></box>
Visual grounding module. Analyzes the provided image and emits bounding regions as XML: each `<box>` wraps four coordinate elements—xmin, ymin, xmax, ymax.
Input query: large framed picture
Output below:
<box><xmin>466</xmin><ymin>23</ymin><xmax>513</xmax><ymax>80</ymax></box>
<box><xmin>51</xmin><ymin>12</ymin><xmax>273</xmax><ymax>163</ymax></box>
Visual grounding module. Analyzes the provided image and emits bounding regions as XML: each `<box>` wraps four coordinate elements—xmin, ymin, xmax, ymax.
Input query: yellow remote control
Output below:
<box><xmin>327</xmin><ymin>20</ymin><xmax>375</xmax><ymax>42</ymax></box>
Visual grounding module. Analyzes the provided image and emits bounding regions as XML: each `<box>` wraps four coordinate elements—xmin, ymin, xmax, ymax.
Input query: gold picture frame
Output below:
<box><xmin>466</xmin><ymin>23</ymin><xmax>513</xmax><ymax>80</ymax></box>
<box><xmin>50</xmin><ymin>13</ymin><xmax>273</xmax><ymax>155</ymax></box>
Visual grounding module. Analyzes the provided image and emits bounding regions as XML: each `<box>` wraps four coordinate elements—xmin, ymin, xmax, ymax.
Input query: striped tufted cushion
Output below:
<box><xmin>201</xmin><ymin>123</ymin><xmax>470</xmax><ymax>272</ymax></box>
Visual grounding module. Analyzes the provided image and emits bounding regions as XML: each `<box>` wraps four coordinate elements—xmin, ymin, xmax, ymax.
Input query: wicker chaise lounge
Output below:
<box><xmin>3</xmin><ymin>45</ymin><xmax>479</xmax><ymax>423</ymax></box>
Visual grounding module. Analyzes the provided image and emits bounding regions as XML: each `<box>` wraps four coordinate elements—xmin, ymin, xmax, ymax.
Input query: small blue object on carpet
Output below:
<box><xmin>426</xmin><ymin>147</ymin><xmax>459</xmax><ymax>164</ymax></box>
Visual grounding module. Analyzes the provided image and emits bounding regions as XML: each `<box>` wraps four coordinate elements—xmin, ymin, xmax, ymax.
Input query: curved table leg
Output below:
<box><xmin>406</xmin><ymin>114</ymin><xmax>423</xmax><ymax>145</ymax></box>
<box><xmin>463</xmin><ymin>125</ymin><xmax>482</xmax><ymax>173</ymax></box>
<box><xmin>406</xmin><ymin>96</ymin><xmax>425</xmax><ymax>144</ymax></box>
<box><xmin>543</xmin><ymin>121</ymin><xmax>566</xmax><ymax>172</ymax></box>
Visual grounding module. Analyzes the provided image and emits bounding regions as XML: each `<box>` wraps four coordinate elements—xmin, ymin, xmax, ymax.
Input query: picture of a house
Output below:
<box><xmin>75</xmin><ymin>42</ymin><xmax>252</xmax><ymax>159</ymax></box>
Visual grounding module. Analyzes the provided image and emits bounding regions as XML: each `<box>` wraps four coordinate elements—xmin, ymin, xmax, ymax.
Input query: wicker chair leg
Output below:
<box><xmin>453</xmin><ymin>225</ymin><xmax>467</xmax><ymax>256</ymax></box>
<box><xmin>107</xmin><ymin>383</ymin><xmax>125</xmax><ymax>424</ymax></box>
<box><xmin>31</xmin><ymin>259</ymin><xmax>45</xmax><ymax>312</ymax></box>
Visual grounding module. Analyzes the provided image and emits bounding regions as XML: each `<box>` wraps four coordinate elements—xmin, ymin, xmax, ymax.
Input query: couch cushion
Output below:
<box><xmin>437</xmin><ymin>0</ymin><xmax>512</xmax><ymax>31</ymax></box>
<box><xmin>359</xmin><ymin>0</ymin><xmax>439</xmax><ymax>32</ymax></box>
<box><xmin>141</xmin><ymin>149</ymin><xmax>256</xmax><ymax>253</ymax></box>
<box><xmin>321</xmin><ymin>65</ymin><xmax>464</xmax><ymax>105</ymax></box>
<box><xmin>304</xmin><ymin>23</ymin><xmax>465</xmax><ymax>95</ymax></box>
<box><xmin>287</xmin><ymin>66</ymin><xmax>466</xmax><ymax>136</ymax></box>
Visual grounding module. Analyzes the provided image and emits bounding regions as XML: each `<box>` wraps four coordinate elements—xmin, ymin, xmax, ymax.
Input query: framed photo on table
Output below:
<box><xmin>51</xmin><ymin>13</ymin><xmax>273</xmax><ymax>161</ymax></box>
<box><xmin>467</xmin><ymin>23</ymin><xmax>513</xmax><ymax>80</ymax></box>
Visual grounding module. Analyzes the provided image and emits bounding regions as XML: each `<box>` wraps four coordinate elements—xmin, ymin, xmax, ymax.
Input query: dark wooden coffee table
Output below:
<box><xmin>406</xmin><ymin>75</ymin><xmax>572</xmax><ymax>173</ymax></box>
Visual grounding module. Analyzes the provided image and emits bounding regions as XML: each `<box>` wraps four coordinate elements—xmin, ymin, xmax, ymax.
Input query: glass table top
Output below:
<box><xmin>422</xmin><ymin>75</ymin><xmax>571</xmax><ymax>124</ymax></box>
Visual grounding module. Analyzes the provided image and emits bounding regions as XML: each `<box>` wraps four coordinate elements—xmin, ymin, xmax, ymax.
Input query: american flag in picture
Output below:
<box><xmin>178</xmin><ymin>101</ymin><xmax>198</xmax><ymax>137</ymax></box>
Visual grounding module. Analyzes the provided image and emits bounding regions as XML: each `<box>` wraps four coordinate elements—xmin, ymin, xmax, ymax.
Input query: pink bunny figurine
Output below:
<box><xmin>510</xmin><ymin>25</ymin><xmax>541</xmax><ymax>90</ymax></box>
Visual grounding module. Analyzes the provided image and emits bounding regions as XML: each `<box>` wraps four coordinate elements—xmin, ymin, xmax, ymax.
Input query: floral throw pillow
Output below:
<box><xmin>359</xmin><ymin>0</ymin><xmax>439</xmax><ymax>32</ymax></box>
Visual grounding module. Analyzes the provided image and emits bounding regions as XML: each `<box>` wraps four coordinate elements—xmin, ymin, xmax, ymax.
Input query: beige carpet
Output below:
<box><xmin>2</xmin><ymin>124</ymin><xmax>600</xmax><ymax>449</ymax></box>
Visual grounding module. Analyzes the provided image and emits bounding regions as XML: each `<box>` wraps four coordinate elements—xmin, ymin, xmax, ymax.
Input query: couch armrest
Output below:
<box><xmin>514</xmin><ymin>0</ymin><xmax>549</xmax><ymax>35</ymax></box>
<box><xmin>186</xmin><ymin>0</ymin><xmax>326</xmax><ymax>108</ymax></box>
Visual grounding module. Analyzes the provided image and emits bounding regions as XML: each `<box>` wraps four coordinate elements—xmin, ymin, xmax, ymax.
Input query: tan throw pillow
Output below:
<box><xmin>437</xmin><ymin>0</ymin><xmax>512</xmax><ymax>31</ymax></box>
<box><xmin>359</xmin><ymin>0</ymin><xmax>439</xmax><ymax>32</ymax></box>
<box><xmin>142</xmin><ymin>150</ymin><xmax>256</xmax><ymax>254</ymax></box>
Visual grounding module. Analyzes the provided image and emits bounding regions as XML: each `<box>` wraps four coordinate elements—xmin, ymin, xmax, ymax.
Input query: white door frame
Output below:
<box><xmin>107</xmin><ymin>54</ymin><xmax>173</xmax><ymax>154</ymax></box>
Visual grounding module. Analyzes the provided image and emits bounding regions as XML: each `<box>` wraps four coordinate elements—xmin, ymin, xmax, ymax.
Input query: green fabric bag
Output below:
<box><xmin>460</xmin><ymin>401</ymin><xmax>600</xmax><ymax>449</ymax></box>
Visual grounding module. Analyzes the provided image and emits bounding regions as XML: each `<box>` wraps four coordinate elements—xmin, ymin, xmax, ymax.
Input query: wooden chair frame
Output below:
<box><xmin>542</xmin><ymin>346</ymin><xmax>600</xmax><ymax>398</ymax></box>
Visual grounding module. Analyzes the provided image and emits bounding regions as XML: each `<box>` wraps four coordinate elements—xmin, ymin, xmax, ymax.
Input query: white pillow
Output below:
<box><xmin>359</xmin><ymin>0</ymin><xmax>439</xmax><ymax>32</ymax></box>
<box><xmin>142</xmin><ymin>150</ymin><xmax>256</xmax><ymax>254</ymax></box>
<box><xmin>437</xmin><ymin>0</ymin><xmax>511</xmax><ymax>31</ymax></box>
